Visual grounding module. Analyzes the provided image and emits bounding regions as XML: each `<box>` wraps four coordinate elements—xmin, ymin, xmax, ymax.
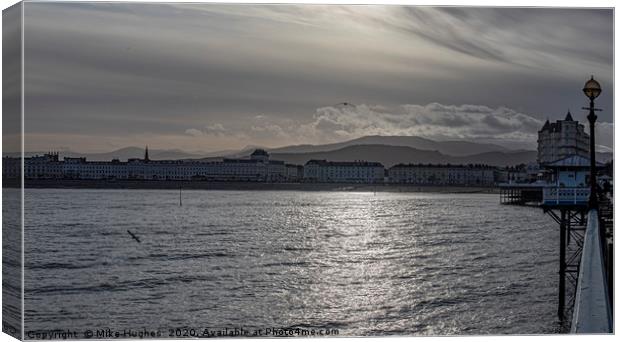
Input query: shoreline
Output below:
<box><xmin>3</xmin><ymin>179</ymin><xmax>499</xmax><ymax>194</ymax></box>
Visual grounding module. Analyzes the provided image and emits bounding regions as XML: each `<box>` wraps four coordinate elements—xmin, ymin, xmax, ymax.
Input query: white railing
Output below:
<box><xmin>542</xmin><ymin>187</ymin><xmax>590</xmax><ymax>205</ymax></box>
<box><xmin>571</xmin><ymin>209</ymin><xmax>613</xmax><ymax>333</ymax></box>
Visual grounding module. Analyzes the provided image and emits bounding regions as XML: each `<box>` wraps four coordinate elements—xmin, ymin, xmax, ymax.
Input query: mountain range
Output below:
<box><xmin>267</xmin><ymin>145</ymin><xmax>539</xmax><ymax>168</ymax></box>
<box><xmin>9</xmin><ymin>147</ymin><xmax>205</xmax><ymax>161</ymax></box>
<box><xmin>11</xmin><ymin>135</ymin><xmax>612</xmax><ymax>167</ymax></box>
<box><xmin>228</xmin><ymin>135</ymin><xmax>514</xmax><ymax>157</ymax></box>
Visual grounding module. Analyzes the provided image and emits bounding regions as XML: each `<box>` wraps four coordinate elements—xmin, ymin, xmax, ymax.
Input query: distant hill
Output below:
<box><xmin>7</xmin><ymin>147</ymin><xmax>206</xmax><ymax>161</ymax></box>
<box><xmin>237</xmin><ymin>135</ymin><xmax>513</xmax><ymax>157</ymax></box>
<box><xmin>90</xmin><ymin>147</ymin><xmax>206</xmax><ymax>161</ymax></box>
<box><xmin>267</xmin><ymin>144</ymin><xmax>532</xmax><ymax>167</ymax></box>
<box><xmin>10</xmin><ymin>134</ymin><xmax>612</xmax><ymax>166</ymax></box>
<box><xmin>269</xmin><ymin>144</ymin><xmax>612</xmax><ymax>168</ymax></box>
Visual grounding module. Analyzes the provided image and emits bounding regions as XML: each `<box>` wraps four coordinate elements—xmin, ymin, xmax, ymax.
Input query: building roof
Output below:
<box><xmin>545</xmin><ymin>155</ymin><xmax>604</xmax><ymax>168</ymax></box>
<box><xmin>538</xmin><ymin>111</ymin><xmax>583</xmax><ymax>133</ymax></box>
<box><xmin>222</xmin><ymin>158</ymin><xmax>263</xmax><ymax>164</ymax></box>
<box><xmin>251</xmin><ymin>149</ymin><xmax>269</xmax><ymax>156</ymax></box>
<box><xmin>305</xmin><ymin>159</ymin><xmax>383</xmax><ymax>167</ymax></box>
<box><xmin>390</xmin><ymin>163</ymin><xmax>495</xmax><ymax>169</ymax></box>
<box><xmin>540</xmin><ymin>120</ymin><xmax>562</xmax><ymax>133</ymax></box>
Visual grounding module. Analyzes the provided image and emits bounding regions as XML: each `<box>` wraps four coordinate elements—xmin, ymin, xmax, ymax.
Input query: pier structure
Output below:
<box><xmin>539</xmin><ymin>155</ymin><xmax>612</xmax><ymax>330</ymax></box>
<box><xmin>570</xmin><ymin>199</ymin><xmax>613</xmax><ymax>333</ymax></box>
<box><xmin>500</xmin><ymin>77</ymin><xmax>614</xmax><ymax>332</ymax></box>
<box><xmin>499</xmin><ymin>183</ymin><xmax>544</xmax><ymax>206</ymax></box>
<box><xmin>541</xmin><ymin>199</ymin><xmax>589</xmax><ymax>325</ymax></box>
<box><xmin>500</xmin><ymin>155</ymin><xmax>612</xmax><ymax>332</ymax></box>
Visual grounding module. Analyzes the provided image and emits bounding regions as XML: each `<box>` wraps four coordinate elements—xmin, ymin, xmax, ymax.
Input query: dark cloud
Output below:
<box><xmin>19</xmin><ymin>3</ymin><xmax>613</xmax><ymax>153</ymax></box>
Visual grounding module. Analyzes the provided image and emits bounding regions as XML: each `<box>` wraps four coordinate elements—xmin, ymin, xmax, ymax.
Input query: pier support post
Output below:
<box><xmin>567</xmin><ymin>211</ymin><xmax>571</xmax><ymax>245</ymax></box>
<box><xmin>558</xmin><ymin>209</ymin><xmax>566</xmax><ymax>319</ymax></box>
<box><xmin>543</xmin><ymin>206</ymin><xmax>590</xmax><ymax>329</ymax></box>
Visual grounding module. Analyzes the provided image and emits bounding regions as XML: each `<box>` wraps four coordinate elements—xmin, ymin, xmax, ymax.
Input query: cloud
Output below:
<box><xmin>180</xmin><ymin>102</ymin><xmax>615</xmax><ymax>152</ymax></box>
<box><xmin>596</xmin><ymin>122</ymin><xmax>614</xmax><ymax>152</ymax></box>
<box><xmin>184</xmin><ymin>128</ymin><xmax>203</xmax><ymax>137</ymax></box>
<box><xmin>234</xmin><ymin>102</ymin><xmax>612</xmax><ymax>151</ymax></box>
<box><xmin>375</xmin><ymin>7</ymin><xmax>613</xmax><ymax>71</ymax></box>
<box><xmin>19</xmin><ymin>3</ymin><xmax>613</xmax><ymax>153</ymax></box>
<box><xmin>204</xmin><ymin>123</ymin><xmax>228</xmax><ymax>135</ymax></box>
<box><xmin>185</xmin><ymin>123</ymin><xmax>228</xmax><ymax>137</ymax></box>
<box><xmin>294</xmin><ymin>103</ymin><xmax>545</xmax><ymax>145</ymax></box>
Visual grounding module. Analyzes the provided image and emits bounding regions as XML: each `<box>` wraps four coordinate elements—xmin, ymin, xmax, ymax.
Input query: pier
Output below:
<box><xmin>503</xmin><ymin>183</ymin><xmax>613</xmax><ymax>332</ymax></box>
<box><xmin>501</xmin><ymin>181</ymin><xmax>613</xmax><ymax>333</ymax></box>
<box><xmin>500</xmin><ymin>149</ymin><xmax>612</xmax><ymax>332</ymax></box>
<box><xmin>570</xmin><ymin>208</ymin><xmax>613</xmax><ymax>333</ymax></box>
<box><xmin>499</xmin><ymin>183</ymin><xmax>544</xmax><ymax>206</ymax></box>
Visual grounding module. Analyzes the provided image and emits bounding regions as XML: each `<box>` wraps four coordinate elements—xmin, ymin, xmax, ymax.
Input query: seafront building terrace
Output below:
<box><xmin>4</xmin><ymin>149</ymin><xmax>500</xmax><ymax>186</ymax></box>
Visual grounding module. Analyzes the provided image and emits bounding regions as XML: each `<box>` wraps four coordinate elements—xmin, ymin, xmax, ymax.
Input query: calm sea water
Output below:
<box><xmin>20</xmin><ymin>189</ymin><xmax>561</xmax><ymax>336</ymax></box>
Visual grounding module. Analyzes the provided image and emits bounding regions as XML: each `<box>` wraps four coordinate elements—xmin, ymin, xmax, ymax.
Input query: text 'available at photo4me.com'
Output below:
<box><xmin>24</xmin><ymin>327</ymin><xmax>341</xmax><ymax>339</ymax></box>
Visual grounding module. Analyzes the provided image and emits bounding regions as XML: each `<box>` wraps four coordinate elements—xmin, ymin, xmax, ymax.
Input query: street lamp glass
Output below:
<box><xmin>583</xmin><ymin>76</ymin><xmax>602</xmax><ymax>100</ymax></box>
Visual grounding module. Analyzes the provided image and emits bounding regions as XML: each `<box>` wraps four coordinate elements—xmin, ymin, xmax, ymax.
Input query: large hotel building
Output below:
<box><xmin>537</xmin><ymin>111</ymin><xmax>589</xmax><ymax>165</ymax></box>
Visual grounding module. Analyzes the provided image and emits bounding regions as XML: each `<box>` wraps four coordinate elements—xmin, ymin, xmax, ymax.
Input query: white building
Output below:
<box><xmin>286</xmin><ymin>164</ymin><xmax>303</xmax><ymax>182</ymax></box>
<box><xmin>537</xmin><ymin>111</ymin><xmax>589</xmax><ymax>165</ymax></box>
<box><xmin>6</xmin><ymin>149</ymin><xmax>298</xmax><ymax>182</ymax></box>
<box><xmin>541</xmin><ymin>155</ymin><xmax>599</xmax><ymax>206</ymax></box>
<box><xmin>24</xmin><ymin>153</ymin><xmax>63</xmax><ymax>179</ymax></box>
<box><xmin>388</xmin><ymin>164</ymin><xmax>495</xmax><ymax>186</ymax></box>
<box><xmin>545</xmin><ymin>155</ymin><xmax>598</xmax><ymax>188</ymax></box>
<box><xmin>504</xmin><ymin>162</ymin><xmax>547</xmax><ymax>184</ymax></box>
<box><xmin>303</xmin><ymin>160</ymin><xmax>384</xmax><ymax>183</ymax></box>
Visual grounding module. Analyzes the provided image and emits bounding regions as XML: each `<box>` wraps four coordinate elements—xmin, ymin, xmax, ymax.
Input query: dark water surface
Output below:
<box><xmin>22</xmin><ymin>189</ymin><xmax>561</xmax><ymax>335</ymax></box>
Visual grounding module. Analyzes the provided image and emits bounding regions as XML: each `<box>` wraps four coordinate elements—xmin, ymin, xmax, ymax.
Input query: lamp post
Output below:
<box><xmin>582</xmin><ymin>76</ymin><xmax>601</xmax><ymax>209</ymax></box>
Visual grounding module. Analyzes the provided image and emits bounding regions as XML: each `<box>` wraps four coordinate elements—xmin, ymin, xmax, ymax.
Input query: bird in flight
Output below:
<box><xmin>127</xmin><ymin>230</ymin><xmax>141</xmax><ymax>243</ymax></box>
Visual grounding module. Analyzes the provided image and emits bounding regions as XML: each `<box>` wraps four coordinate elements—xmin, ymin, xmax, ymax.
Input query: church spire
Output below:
<box><xmin>144</xmin><ymin>145</ymin><xmax>150</xmax><ymax>162</ymax></box>
<box><xmin>564</xmin><ymin>110</ymin><xmax>574</xmax><ymax>121</ymax></box>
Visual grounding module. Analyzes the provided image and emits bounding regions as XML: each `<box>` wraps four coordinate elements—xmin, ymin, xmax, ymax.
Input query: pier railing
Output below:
<box><xmin>570</xmin><ymin>209</ymin><xmax>613</xmax><ymax>333</ymax></box>
<box><xmin>542</xmin><ymin>187</ymin><xmax>590</xmax><ymax>206</ymax></box>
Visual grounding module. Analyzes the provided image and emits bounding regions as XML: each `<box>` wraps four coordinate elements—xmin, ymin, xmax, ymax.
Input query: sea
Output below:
<box><xmin>10</xmin><ymin>189</ymin><xmax>563</xmax><ymax>336</ymax></box>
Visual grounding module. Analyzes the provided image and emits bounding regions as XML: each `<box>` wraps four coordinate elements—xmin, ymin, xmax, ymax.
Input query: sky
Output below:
<box><xmin>16</xmin><ymin>2</ymin><xmax>614</xmax><ymax>153</ymax></box>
